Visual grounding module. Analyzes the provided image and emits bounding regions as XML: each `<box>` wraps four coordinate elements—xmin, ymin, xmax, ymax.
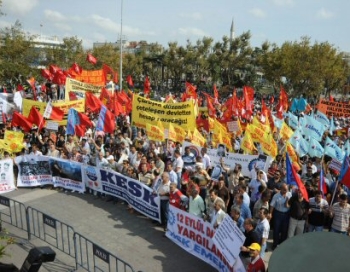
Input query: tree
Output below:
<box><xmin>0</xmin><ymin>21</ymin><xmax>38</xmax><ymax>87</ymax></box>
<box><xmin>259</xmin><ymin>37</ymin><xmax>349</xmax><ymax>98</ymax></box>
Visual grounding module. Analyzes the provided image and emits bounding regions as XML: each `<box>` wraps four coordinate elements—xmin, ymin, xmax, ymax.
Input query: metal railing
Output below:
<box><xmin>0</xmin><ymin>196</ymin><xmax>138</xmax><ymax>272</ymax></box>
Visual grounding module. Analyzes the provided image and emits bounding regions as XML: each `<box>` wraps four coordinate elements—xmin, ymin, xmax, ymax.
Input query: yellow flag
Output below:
<box><xmin>146</xmin><ymin>123</ymin><xmax>165</xmax><ymax>142</ymax></box>
<box><xmin>280</xmin><ymin>122</ymin><xmax>294</xmax><ymax>141</ymax></box>
<box><xmin>253</xmin><ymin>116</ymin><xmax>271</xmax><ymax>134</ymax></box>
<box><xmin>240</xmin><ymin>131</ymin><xmax>257</xmax><ymax>154</ymax></box>
<box><xmin>260</xmin><ymin>134</ymin><xmax>277</xmax><ymax>158</ymax></box>
<box><xmin>3</xmin><ymin>130</ymin><xmax>25</xmax><ymax>153</ymax></box>
<box><xmin>191</xmin><ymin>128</ymin><xmax>206</xmax><ymax>146</ymax></box>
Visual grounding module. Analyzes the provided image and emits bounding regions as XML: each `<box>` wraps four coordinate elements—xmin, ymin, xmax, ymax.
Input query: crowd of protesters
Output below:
<box><xmin>1</xmin><ymin>82</ymin><xmax>350</xmax><ymax>272</ymax></box>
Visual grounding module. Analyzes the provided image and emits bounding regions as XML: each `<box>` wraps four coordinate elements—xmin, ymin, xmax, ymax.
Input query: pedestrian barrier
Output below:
<box><xmin>27</xmin><ymin>206</ymin><xmax>76</xmax><ymax>258</ymax></box>
<box><xmin>0</xmin><ymin>195</ymin><xmax>27</xmax><ymax>232</ymax></box>
<box><xmin>74</xmin><ymin>232</ymin><xmax>136</xmax><ymax>272</ymax></box>
<box><xmin>0</xmin><ymin>197</ymin><xmax>138</xmax><ymax>272</ymax></box>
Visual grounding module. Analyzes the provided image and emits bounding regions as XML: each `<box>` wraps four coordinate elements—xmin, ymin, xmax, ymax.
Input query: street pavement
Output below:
<box><xmin>1</xmin><ymin>188</ymin><xmax>272</xmax><ymax>272</ymax></box>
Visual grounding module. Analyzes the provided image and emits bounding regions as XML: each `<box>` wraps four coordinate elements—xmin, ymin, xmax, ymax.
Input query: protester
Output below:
<box><xmin>246</xmin><ymin>243</ymin><xmax>266</xmax><ymax>272</ymax></box>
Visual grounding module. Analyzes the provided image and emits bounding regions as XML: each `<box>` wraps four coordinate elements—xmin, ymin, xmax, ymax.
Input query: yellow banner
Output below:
<box><xmin>146</xmin><ymin>123</ymin><xmax>165</xmax><ymax>142</ymax></box>
<box><xmin>65</xmin><ymin>78</ymin><xmax>102</xmax><ymax>101</ymax></box>
<box><xmin>240</xmin><ymin>131</ymin><xmax>257</xmax><ymax>154</ymax></box>
<box><xmin>246</xmin><ymin>124</ymin><xmax>269</xmax><ymax>143</ymax></box>
<box><xmin>73</xmin><ymin>69</ymin><xmax>105</xmax><ymax>86</ymax></box>
<box><xmin>279</xmin><ymin>122</ymin><xmax>294</xmax><ymax>141</ymax></box>
<box><xmin>260</xmin><ymin>134</ymin><xmax>278</xmax><ymax>158</ymax></box>
<box><xmin>190</xmin><ymin>128</ymin><xmax>206</xmax><ymax>146</ymax></box>
<box><xmin>168</xmin><ymin>124</ymin><xmax>187</xmax><ymax>143</ymax></box>
<box><xmin>2</xmin><ymin>130</ymin><xmax>25</xmax><ymax>153</ymax></box>
<box><xmin>131</xmin><ymin>94</ymin><xmax>196</xmax><ymax>130</ymax></box>
<box><xmin>22</xmin><ymin>99</ymin><xmax>85</xmax><ymax>126</ymax></box>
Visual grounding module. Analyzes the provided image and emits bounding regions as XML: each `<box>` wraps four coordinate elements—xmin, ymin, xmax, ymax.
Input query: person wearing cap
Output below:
<box><xmin>246</xmin><ymin>243</ymin><xmax>266</xmax><ymax>272</ymax></box>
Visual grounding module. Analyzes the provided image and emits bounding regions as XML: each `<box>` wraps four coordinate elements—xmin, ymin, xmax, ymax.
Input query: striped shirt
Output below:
<box><xmin>331</xmin><ymin>203</ymin><xmax>350</xmax><ymax>232</ymax></box>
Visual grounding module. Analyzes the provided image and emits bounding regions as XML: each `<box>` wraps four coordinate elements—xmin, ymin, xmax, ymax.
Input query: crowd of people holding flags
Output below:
<box><xmin>0</xmin><ymin>58</ymin><xmax>350</xmax><ymax>271</ymax></box>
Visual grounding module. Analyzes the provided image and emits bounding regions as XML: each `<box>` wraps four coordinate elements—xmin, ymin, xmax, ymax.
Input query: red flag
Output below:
<box><xmin>75</xmin><ymin>125</ymin><xmax>86</xmax><ymax>137</ymax></box>
<box><xmin>17</xmin><ymin>84</ymin><xmax>24</xmax><ymax>92</ymax></box>
<box><xmin>49</xmin><ymin>65</ymin><xmax>61</xmax><ymax>75</ymax></box>
<box><xmin>71</xmin><ymin>63</ymin><xmax>82</xmax><ymax>75</ymax></box>
<box><xmin>41</xmin><ymin>69</ymin><xmax>53</xmax><ymax>81</ymax></box>
<box><xmin>184</xmin><ymin>82</ymin><xmax>197</xmax><ymax>100</ymax></box>
<box><xmin>213</xmin><ymin>84</ymin><xmax>219</xmax><ymax>104</ymax></box>
<box><xmin>69</xmin><ymin>92</ymin><xmax>78</xmax><ymax>101</ymax></box>
<box><xmin>85</xmin><ymin>92</ymin><xmax>102</xmax><ymax>113</ymax></box>
<box><xmin>27</xmin><ymin>77</ymin><xmax>37</xmax><ymax>101</ymax></box>
<box><xmin>86</xmin><ymin>53</ymin><xmax>97</xmax><ymax>65</ymax></box>
<box><xmin>202</xmin><ymin>92</ymin><xmax>216</xmax><ymax>117</ymax></box>
<box><xmin>102</xmin><ymin>64</ymin><xmax>118</xmax><ymax>83</ymax></box>
<box><xmin>78</xmin><ymin>112</ymin><xmax>92</xmax><ymax>127</ymax></box>
<box><xmin>144</xmin><ymin>76</ymin><xmax>151</xmax><ymax>95</ymax></box>
<box><xmin>286</xmin><ymin>153</ymin><xmax>309</xmax><ymax>201</ymax></box>
<box><xmin>27</xmin><ymin>106</ymin><xmax>45</xmax><ymax>130</ymax></box>
<box><xmin>11</xmin><ymin>112</ymin><xmax>33</xmax><ymax>132</ymax></box>
<box><xmin>280</xmin><ymin>85</ymin><xmax>289</xmax><ymax>111</ymax></box>
<box><xmin>232</xmin><ymin>89</ymin><xmax>239</xmax><ymax>116</ymax></box>
<box><xmin>97</xmin><ymin>106</ymin><xmax>115</xmax><ymax>133</ymax></box>
<box><xmin>329</xmin><ymin>95</ymin><xmax>334</xmax><ymax>102</ymax></box>
<box><xmin>243</xmin><ymin>86</ymin><xmax>254</xmax><ymax>116</ymax></box>
<box><xmin>126</xmin><ymin>75</ymin><xmax>134</xmax><ymax>87</ymax></box>
<box><xmin>269</xmin><ymin>95</ymin><xmax>275</xmax><ymax>105</ymax></box>
<box><xmin>100</xmin><ymin>87</ymin><xmax>112</xmax><ymax>106</ymax></box>
<box><xmin>52</xmin><ymin>70</ymin><xmax>66</xmax><ymax>85</ymax></box>
<box><xmin>43</xmin><ymin>102</ymin><xmax>64</xmax><ymax>121</ymax></box>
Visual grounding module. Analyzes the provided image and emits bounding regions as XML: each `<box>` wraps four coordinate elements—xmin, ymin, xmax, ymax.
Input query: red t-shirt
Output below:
<box><xmin>247</xmin><ymin>257</ymin><xmax>266</xmax><ymax>272</ymax></box>
<box><xmin>170</xmin><ymin>190</ymin><xmax>185</xmax><ymax>209</ymax></box>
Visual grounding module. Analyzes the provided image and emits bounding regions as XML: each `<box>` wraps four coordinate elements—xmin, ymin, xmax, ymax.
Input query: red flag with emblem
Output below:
<box><xmin>86</xmin><ymin>53</ymin><xmax>97</xmax><ymax>65</ymax></box>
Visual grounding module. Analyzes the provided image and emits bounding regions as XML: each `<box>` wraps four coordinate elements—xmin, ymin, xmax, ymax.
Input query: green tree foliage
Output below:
<box><xmin>0</xmin><ymin>21</ymin><xmax>38</xmax><ymax>86</ymax></box>
<box><xmin>259</xmin><ymin>37</ymin><xmax>348</xmax><ymax>97</ymax></box>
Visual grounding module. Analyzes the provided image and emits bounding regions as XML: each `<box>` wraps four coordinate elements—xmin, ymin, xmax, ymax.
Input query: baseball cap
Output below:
<box><xmin>248</xmin><ymin>243</ymin><xmax>261</xmax><ymax>252</ymax></box>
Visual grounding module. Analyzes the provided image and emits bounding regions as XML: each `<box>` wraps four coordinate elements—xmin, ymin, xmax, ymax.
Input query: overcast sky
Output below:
<box><xmin>0</xmin><ymin>0</ymin><xmax>349</xmax><ymax>52</ymax></box>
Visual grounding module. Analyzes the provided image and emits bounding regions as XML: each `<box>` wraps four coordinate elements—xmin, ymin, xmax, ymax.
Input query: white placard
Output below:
<box><xmin>46</xmin><ymin>121</ymin><xmax>59</xmax><ymax>131</ymax></box>
<box><xmin>212</xmin><ymin>215</ymin><xmax>246</xmax><ymax>267</ymax></box>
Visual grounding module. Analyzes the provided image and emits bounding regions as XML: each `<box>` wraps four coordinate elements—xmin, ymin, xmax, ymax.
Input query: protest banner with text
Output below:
<box><xmin>166</xmin><ymin>206</ymin><xmax>246</xmax><ymax>272</ymax></box>
<box><xmin>0</xmin><ymin>159</ymin><xmax>16</xmax><ymax>194</ymax></box>
<box><xmin>317</xmin><ymin>99</ymin><xmax>350</xmax><ymax>117</ymax></box>
<box><xmin>65</xmin><ymin>78</ymin><xmax>102</xmax><ymax>100</ymax></box>
<box><xmin>83</xmin><ymin>165</ymin><xmax>161</xmax><ymax>222</ymax></box>
<box><xmin>132</xmin><ymin>94</ymin><xmax>196</xmax><ymax>130</ymax></box>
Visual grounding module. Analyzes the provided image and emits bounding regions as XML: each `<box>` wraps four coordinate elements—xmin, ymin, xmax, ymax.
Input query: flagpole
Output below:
<box><xmin>330</xmin><ymin>178</ymin><xmax>339</xmax><ymax>206</ymax></box>
<box><xmin>119</xmin><ymin>0</ymin><xmax>123</xmax><ymax>92</ymax></box>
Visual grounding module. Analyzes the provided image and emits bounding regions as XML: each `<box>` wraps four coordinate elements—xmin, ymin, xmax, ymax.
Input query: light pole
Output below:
<box><xmin>119</xmin><ymin>0</ymin><xmax>123</xmax><ymax>91</ymax></box>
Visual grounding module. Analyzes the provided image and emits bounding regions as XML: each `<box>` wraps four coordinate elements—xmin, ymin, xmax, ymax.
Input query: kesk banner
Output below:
<box><xmin>166</xmin><ymin>206</ymin><xmax>240</xmax><ymax>272</ymax></box>
<box><xmin>72</xmin><ymin>69</ymin><xmax>105</xmax><ymax>86</ymax></box>
<box><xmin>317</xmin><ymin>99</ymin><xmax>350</xmax><ymax>117</ymax></box>
<box><xmin>65</xmin><ymin>78</ymin><xmax>102</xmax><ymax>100</ymax></box>
<box><xmin>183</xmin><ymin>141</ymin><xmax>272</xmax><ymax>178</ymax></box>
<box><xmin>83</xmin><ymin>165</ymin><xmax>161</xmax><ymax>222</ymax></box>
<box><xmin>22</xmin><ymin>99</ymin><xmax>85</xmax><ymax>125</ymax></box>
<box><xmin>0</xmin><ymin>158</ymin><xmax>16</xmax><ymax>194</ymax></box>
<box><xmin>131</xmin><ymin>94</ymin><xmax>196</xmax><ymax>130</ymax></box>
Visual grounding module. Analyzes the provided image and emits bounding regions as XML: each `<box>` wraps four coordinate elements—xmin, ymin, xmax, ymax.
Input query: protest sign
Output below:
<box><xmin>131</xmin><ymin>94</ymin><xmax>196</xmax><ymax>130</ymax></box>
<box><xmin>72</xmin><ymin>69</ymin><xmax>105</xmax><ymax>86</ymax></box>
<box><xmin>0</xmin><ymin>159</ymin><xmax>16</xmax><ymax>194</ymax></box>
<box><xmin>83</xmin><ymin>165</ymin><xmax>161</xmax><ymax>222</ymax></box>
<box><xmin>183</xmin><ymin>141</ymin><xmax>272</xmax><ymax>177</ymax></box>
<box><xmin>166</xmin><ymin>205</ymin><xmax>234</xmax><ymax>272</ymax></box>
<box><xmin>65</xmin><ymin>77</ymin><xmax>102</xmax><ymax>100</ymax></box>
<box><xmin>15</xmin><ymin>155</ymin><xmax>52</xmax><ymax>187</ymax></box>
<box><xmin>317</xmin><ymin>99</ymin><xmax>350</xmax><ymax>117</ymax></box>
<box><xmin>212</xmin><ymin>216</ymin><xmax>246</xmax><ymax>266</ymax></box>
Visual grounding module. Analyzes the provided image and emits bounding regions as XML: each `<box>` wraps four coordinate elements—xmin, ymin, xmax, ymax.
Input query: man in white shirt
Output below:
<box><xmin>200</xmin><ymin>147</ymin><xmax>211</xmax><ymax>171</ymax></box>
<box><xmin>173</xmin><ymin>150</ymin><xmax>184</xmax><ymax>188</ymax></box>
<box><xmin>30</xmin><ymin>144</ymin><xmax>43</xmax><ymax>156</ymax></box>
<box><xmin>156</xmin><ymin>172</ymin><xmax>171</xmax><ymax>231</ymax></box>
<box><xmin>189</xmin><ymin>188</ymin><xmax>205</xmax><ymax>218</ymax></box>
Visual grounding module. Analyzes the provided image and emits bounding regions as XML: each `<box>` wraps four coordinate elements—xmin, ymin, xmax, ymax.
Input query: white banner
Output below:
<box><xmin>15</xmin><ymin>155</ymin><xmax>85</xmax><ymax>193</ymax></box>
<box><xmin>166</xmin><ymin>205</ymin><xmax>235</xmax><ymax>272</ymax></box>
<box><xmin>0</xmin><ymin>158</ymin><xmax>16</xmax><ymax>194</ymax></box>
<box><xmin>212</xmin><ymin>216</ymin><xmax>246</xmax><ymax>267</ymax></box>
<box><xmin>183</xmin><ymin>141</ymin><xmax>272</xmax><ymax>177</ymax></box>
<box><xmin>15</xmin><ymin>155</ymin><xmax>52</xmax><ymax>187</ymax></box>
<box><xmin>82</xmin><ymin>165</ymin><xmax>161</xmax><ymax>222</ymax></box>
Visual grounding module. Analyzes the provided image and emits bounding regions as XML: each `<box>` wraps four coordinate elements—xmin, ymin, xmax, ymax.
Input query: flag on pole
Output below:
<box><xmin>11</xmin><ymin>112</ymin><xmax>33</xmax><ymax>132</ymax></box>
<box><xmin>43</xmin><ymin>101</ymin><xmax>64</xmax><ymax>121</ymax></box>
<box><xmin>86</xmin><ymin>53</ymin><xmax>97</xmax><ymax>65</ymax></box>
<box><xmin>96</xmin><ymin>105</ymin><xmax>115</xmax><ymax>133</ymax></box>
<box><xmin>27</xmin><ymin>106</ymin><xmax>45</xmax><ymax>130</ymax></box>
<box><xmin>286</xmin><ymin>153</ymin><xmax>309</xmax><ymax>201</ymax></box>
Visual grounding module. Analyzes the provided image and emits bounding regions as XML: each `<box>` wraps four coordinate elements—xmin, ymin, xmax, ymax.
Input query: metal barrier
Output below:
<box><xmin>1</xmin><ymin>197</ymin><xmax>138</xmax><ymax>272</ymax></box>
<box><xmin>0</xmin><ymin>195</ymin><xmax>27</xmax><ymax>232</ymax></box>
<box><xmin>74</xmin><ymin>233</ymin><xmax>136</xmax><ymax>272</ymax></box>
<box><xmin>26</xmin><ymin>206</ymin><xmax>75</xmax><ymax>258</ymax></box>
